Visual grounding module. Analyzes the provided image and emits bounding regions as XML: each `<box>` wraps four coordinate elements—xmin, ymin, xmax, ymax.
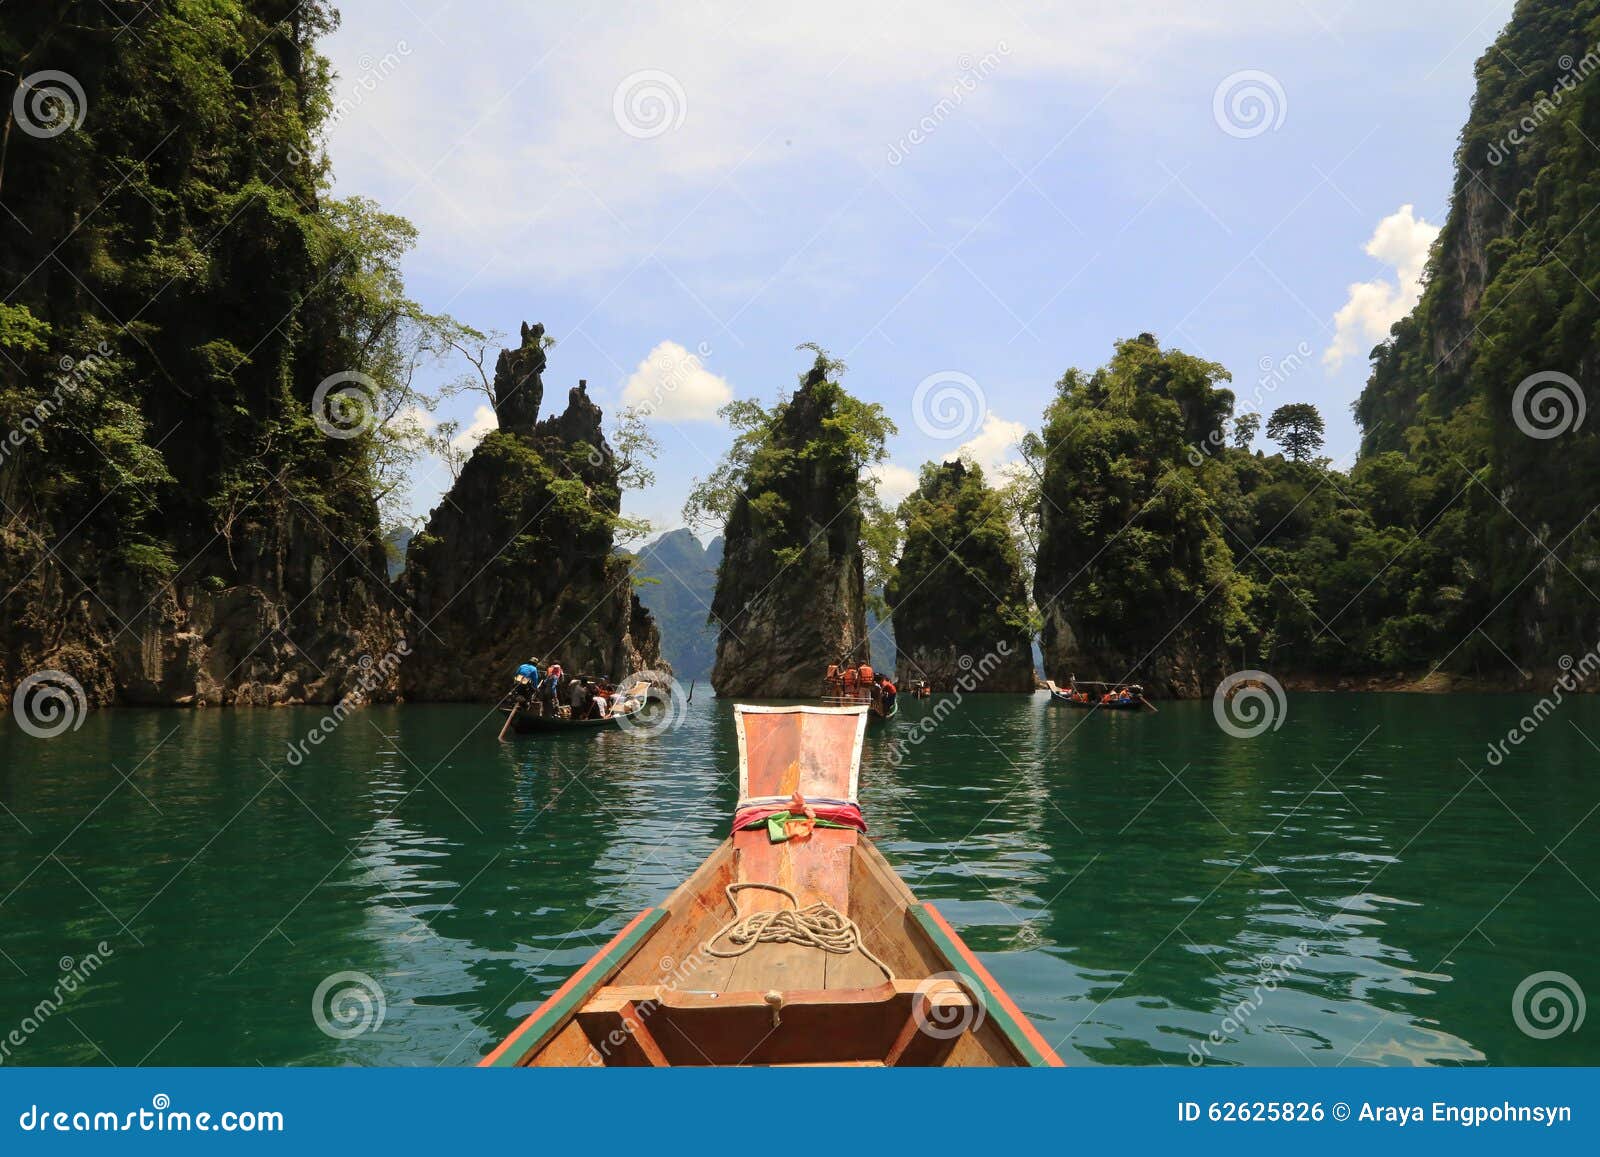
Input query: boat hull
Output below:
<box><xmin>480</xmin><ymin>836</ymin><xmax>1061</xmax><ymax>1067</ymax></box>
<box><xmin>497</xmin><ymin>705</ymin><xmax>633</xmax><ymax>734</ymax></box>
<box><xmin>498</xmin><ymin>681</ymin><xmax>653</xmax><ymax>735</ymax></box>
<box><xmin>1045</xmin><ymin>681</ymin><xmax>1148</xmax><ymax>711</ymax></box>
<box><xmin>1048</xmin><ymin>692</ymin><xmax>1143</xmax><ymax>711</ymax></box>
<box><xmin>481</xmin><ymin>704</ymin><xmax>1061</xmax><ymax>1068</ymax></box>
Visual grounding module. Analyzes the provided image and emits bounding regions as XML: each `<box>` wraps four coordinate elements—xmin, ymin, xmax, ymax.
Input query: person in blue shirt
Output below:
<box><xmin>512</xmin><ymin>656</ymin><xmax>542</xmax><ymax>712</ymax></box>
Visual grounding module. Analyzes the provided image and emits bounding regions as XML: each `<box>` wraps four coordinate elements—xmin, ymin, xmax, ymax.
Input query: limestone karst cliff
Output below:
<box><xmin>1032</xmin><ymin>336</ymin><xmax>1237</xmax><ymax>698</ymax></box>
<box><xmin>399</xmin><ymin>325</ymin><xmax>663</xmax><ymax>701</ymax></box>
<box><xmin>0</xmin><ymin>1</ymin><xmax>405</xmax><ymax>710</ymax></box>
<box><xmin>709</xmin><ymin>354</ymin><xmax>877</xmax><ymax>698</ymax></box>
<box><xmin>885</xmin><ymin>461</ymin><xmax>1035</xmax><ymax>692</ymax></box>
<box><xmin>1351</xmin><ymin>0</ymin><xmax>1600</xmax><ymax>673</ymax></box>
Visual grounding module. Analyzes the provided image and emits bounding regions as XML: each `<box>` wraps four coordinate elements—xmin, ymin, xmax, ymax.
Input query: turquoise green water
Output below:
<box><xmin>0</xmin><ymin>693</ymin><xmax>1595</xmax><ymax>1067</ymax></box>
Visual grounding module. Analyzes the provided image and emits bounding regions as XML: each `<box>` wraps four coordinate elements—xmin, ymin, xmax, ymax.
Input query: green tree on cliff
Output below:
<box><xmin>683</xmin><ymin>345</ymin><xmax>896</xmax><ymax>557</ymax></box>
<box><xmin>699</xmin><ymin>346</ymin><xmax>896</xmax><ymax>696</ymax></box>
<box><xmin>1031</xmin><ymin>334</ymin><xmax>1247</xmax><ymax>691</ymax></box>
<box><xmin>1265</xmin><ymin>403</ymin><xmax>1326</xmax><ymax>462</ymax></box>
<box><xmin>886</xmin><ymin>461</ymin><xmax>1038</xmax><ymax>687</ymax></box>
<box><xmin>0</xmin><ymin>0</ymin><xmax>473</xmax><ymax>704</ymax></box>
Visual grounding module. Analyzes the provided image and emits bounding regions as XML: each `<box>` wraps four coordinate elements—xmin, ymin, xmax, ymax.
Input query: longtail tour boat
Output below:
<box><xmin>1046</xmin><ymin>680</ymin><xmax>1152</xmax><ymax>712</ymax></box>
<box><xmin>481</xmin><ymin>704</ymin><xmax>1063</xmax><ymax>1067</ymax></box>
<box><xmin>498</xmin><ymin>680</ymin><xmax>652</xmax><ymax>736</ymax></box>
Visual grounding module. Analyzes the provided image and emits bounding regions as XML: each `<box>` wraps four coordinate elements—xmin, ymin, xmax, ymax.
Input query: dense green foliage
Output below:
<box><xmin>1265</xmin><ymin>403</ymin><xmax>1326</xmax><ymax>463</ymax></box>
<box><xmin>1351</xmin><ymin>0</ymin><xmax>1600</xmax><ymax>674</ymax></box>
<box><xmin>888</xmin><ymin>460</ymin><xmax>1035</xmax><ymax>640</ymax></box>
<box><xmin>1031</xmin><ymin>333</ymin><xmax>1515</xmax><ymax>684</ymax></box>
<box><xmin>1032</xmin><ymin>336</ymin><xmax>1244</xmax><ymax>685</ymax></box>
<box><xmin>0</xmin><ymin>1</ymin><xmax>450</xmax><ymax>594</ymax></box>
<box><xmin>685</xmin><ymin>346</ymin><xmax>895</xmax><ymax>575</ymax></box>
<box><xmin>1031</xmin><ymin>1</ymin><xmax>1600</xmax><ymax>686</ymax></box>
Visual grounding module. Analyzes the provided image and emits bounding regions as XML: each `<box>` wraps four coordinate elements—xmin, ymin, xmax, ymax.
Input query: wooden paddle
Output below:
<box><xmin>498</xmin><ymin>700</ymin><xmax>520</xmax><ymax>740</ymax></box>
<box><xmin>1139</xmin><ymin>695</ymin><xmax>1159</xmax><ymax>713</ymax></box>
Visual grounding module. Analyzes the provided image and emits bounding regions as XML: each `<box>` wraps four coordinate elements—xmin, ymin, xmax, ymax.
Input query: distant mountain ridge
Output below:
<box><xmin>633</xmin><ymin>529</ymin><xmax>723</xmax><ymax>681</ymax></box>
<box><xmin>634</xmin><ymin>527</ymin><xmax>897</xmax><ymax>684</ymax></box>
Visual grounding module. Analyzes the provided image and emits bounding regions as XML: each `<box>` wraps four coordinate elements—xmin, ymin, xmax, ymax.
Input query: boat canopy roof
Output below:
<box><xmin>734</xmin><ymin>704</ymin><xmax>866</xmax><ymax>806</ymax></box>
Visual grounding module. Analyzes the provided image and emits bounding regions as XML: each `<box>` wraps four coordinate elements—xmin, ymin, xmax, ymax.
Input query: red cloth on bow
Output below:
<box><xmin>731</xmin><ymin>798</ymin><xmax>866</xmax><ymax>836</ymax></box>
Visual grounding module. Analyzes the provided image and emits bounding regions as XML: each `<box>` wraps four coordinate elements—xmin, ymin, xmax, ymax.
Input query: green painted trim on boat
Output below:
<box><xmin>485</xmin><ymin>907</ymin><xmax>667</xmax><ymax>1067</ymax></box>
<box><xmin>910</xmin><ymin>905</ymin><xmax>1054</xmax><ymax>1068</ymax></box>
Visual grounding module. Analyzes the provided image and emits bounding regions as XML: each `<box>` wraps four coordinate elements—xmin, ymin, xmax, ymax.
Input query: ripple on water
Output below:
<box><xmin>0</xmin><ymin>694</ymin><xmax>1594</xmax><ymax>1065</ymax></box>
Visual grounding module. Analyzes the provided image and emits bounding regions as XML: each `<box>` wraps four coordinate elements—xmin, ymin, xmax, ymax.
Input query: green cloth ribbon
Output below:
<box><xmin>740</xmin><ymin>812</ymin><xmax>855</xmax><ymax>844</ymax></box>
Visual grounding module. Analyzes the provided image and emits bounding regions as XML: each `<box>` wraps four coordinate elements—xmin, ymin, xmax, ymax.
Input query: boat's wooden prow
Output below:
<box><xmin>482</xmin><ymin>704</ymin><xmax>1065</xmax><ymax>1068</ymax></box>
<box><xmin>736</xmin><ymin>703</ymin><xmax>864</xmax><ymax>802</ymax></box>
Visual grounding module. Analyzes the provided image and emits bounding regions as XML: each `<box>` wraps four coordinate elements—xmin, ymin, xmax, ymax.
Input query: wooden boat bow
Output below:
<box><xmin>481</xmin><ymin>704</ymin><xmax>1063</xmax><ymax>1068</ymax></box>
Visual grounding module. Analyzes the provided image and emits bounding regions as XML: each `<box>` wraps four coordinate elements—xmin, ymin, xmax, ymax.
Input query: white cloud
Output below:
<box><xmin>452</xmin><ymin>404</ymin><xmax>499</xmax><ymax>451</ymax></box>
<box><xmin>869</xmin><ymin>462</ymin><xmax>921</xmax><ymax>507</ymax></box>
<box><xmin>947</xmin><ymin>412</ymin><xmax>1029</xmax><ymax>479</ymax></box>
<box><xmin>1324</xmin><ymin>204</ymin><xmax>1440</xmax><ymax>369</ymax></box>
<box><xmin>621</xmin><ymin>341</ymin><xmax>732</xmax><ymax>421</ymax></box>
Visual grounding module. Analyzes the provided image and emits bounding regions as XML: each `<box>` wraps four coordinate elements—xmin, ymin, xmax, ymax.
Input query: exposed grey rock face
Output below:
<box><xmin>1</xmin><ymin>504</ymin><xmax>404</xmax><ymax>710</ymax></box>
<box><xmin>492</xmin><ymin>321</ymin><xmax>547</xmax><ymax>431</ymax></box>
<box><xmin>399</xmin><ymin>326</ymin><xmax>663</xmax><ymax>702</ymax></box>
<box><xmin>710</xmin><ymin>369</ymin><xmax>868</xmax><ymax>698</ymax></box>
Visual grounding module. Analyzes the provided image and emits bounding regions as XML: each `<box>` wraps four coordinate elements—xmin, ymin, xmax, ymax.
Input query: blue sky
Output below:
<box><xmin>320</xmin><ymin>0</ymin><xmax>1518</xmax><ymax>534</ymax></box>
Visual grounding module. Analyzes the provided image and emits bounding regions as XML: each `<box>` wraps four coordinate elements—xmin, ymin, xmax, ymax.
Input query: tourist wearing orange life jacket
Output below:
<box><xmin>841</xmin><ymin>664</ymin><xmax>859</xmax><ymax>699</ymax></box>
<box><xmin>875</xmin><ymin>673</ymin><xmax>897</xmax><ymax>714</ymax></box>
